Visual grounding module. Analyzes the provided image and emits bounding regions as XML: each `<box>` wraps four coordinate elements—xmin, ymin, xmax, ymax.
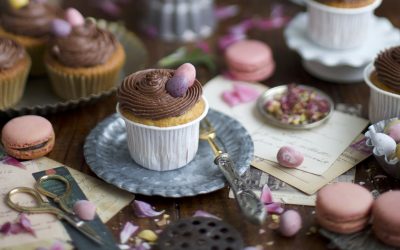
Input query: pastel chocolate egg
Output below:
<box><xmin>371</xmin><ymin>132</ymin><xmax>397</xmax><ymax>156</ymax></box>
<box><xmin>51</xmin><ymin>19</ymin><xmax>72</xmax><ymax>37</ymax></box>
<box><xmin>73</xmin><ymin>200</ymin><xmax>96</xmax><ymax>221</ymax></box>
<box><xmin>8</xmin><ymin>0</ymin><xmax>29</xmax><ymax>9</ymax></box>
<box><xmin>65</xmin><ymin>8</ymin><xmax>85</xmax><ymax>27</ymax></box>
<box><xmin>279</xmin><ymin>210</ymin><xmax>302</xmax><ymax>237</ymax></box>
<box><xmin>166</xmin><ymin>75</ymin><xmax>189</xmax><ymax>97</ymax></box>
<box><xmin>174</xmin><ymin>63</ymin><xmax>196</xmax><ymax>87</ymax></box>
<box><xmin>277</xmin><ymin>146</ymin><xmax>304</xmax><ymax>168</ymax></box>
<box><xmin>384</xmin><ymin>120</ymin><xmax>400</xmax><ymax>143</ymax></box>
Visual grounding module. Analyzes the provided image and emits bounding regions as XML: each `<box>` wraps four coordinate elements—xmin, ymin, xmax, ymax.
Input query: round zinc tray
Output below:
<box><xmin>257</xmin><ymin>84</ymin><xmax>334</xmax><ymax>129</ymax></box>
<box><xmin>84</xmin><ymin>109</ymin><xmax>254</xmax><ymax>197</ymax></box>
<box><xmin>0</xmin><ymin>19</ymin><xmax>148</xmax><ymax>117</ymax></box>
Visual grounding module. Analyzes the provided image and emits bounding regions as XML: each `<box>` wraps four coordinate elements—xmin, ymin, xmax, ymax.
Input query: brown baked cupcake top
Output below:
<box><xmin>0</xmin><ymin>1</ymin><xmax>58</xmax><ymax>37</ymax></box>
<box><xmin>50</xmin><ymin>19</ymin><xmax>117</xmax><ymax>68</ymax></box>
<box><xmin>314</xmin><ymin>0</ymin><xmax>376</xmax><ymax>8</ymax></box>
<box><xmin>117</xmin><ymin>69</ymin><xmax>203</xmax><ymax>120</ymax></box>
<box><xmin>374</xmin><ymin>46</ymin><xmax>400</xmax><ymax>92</ymax></box>
<box><xmin>0</xmin><ymin>37</ymin><xmax>26</xmax><ymax>71</ymax></box>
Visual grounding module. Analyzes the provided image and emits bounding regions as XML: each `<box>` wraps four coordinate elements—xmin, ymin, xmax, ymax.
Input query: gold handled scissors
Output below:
<box><xmin>6</xmin><ymin>175</ymin><xmax>103</xmax><ymax>245</ymax></box>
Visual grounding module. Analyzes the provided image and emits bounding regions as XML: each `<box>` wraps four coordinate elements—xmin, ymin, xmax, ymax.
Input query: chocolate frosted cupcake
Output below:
<box><xmin>0</xmin><ymin>38</ymin><xmax>31</xmax><ymax>109</ymax></box>
<box><xmin>364</xmin><ymin>46</ymin><xmax>400</xmax><ymax>123</ymax></box>
<box><xmin>306</xmin><ymin>0</ymin><xmax>381</xmax><ymax>49</ymax></box>
<box><xmin>117</xmin><ymin>66</ymin><xmax>209</xmax><ymax>171</ymax></box>
<box><xmin>0</xmin><ymin>0</ymin><xmax>58</xmax><ymax>75</ymax></box>
<box><xmin>45</xmin><ymin>15</ymin><xmax>125</xmax><ymax>100</ymax></box>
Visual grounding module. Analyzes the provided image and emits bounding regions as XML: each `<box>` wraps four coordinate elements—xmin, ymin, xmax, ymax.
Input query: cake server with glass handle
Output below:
<box><xmin>200</xmin><ymin>118</ymin><xmax>266</xmax><ymax>225</ymax></box>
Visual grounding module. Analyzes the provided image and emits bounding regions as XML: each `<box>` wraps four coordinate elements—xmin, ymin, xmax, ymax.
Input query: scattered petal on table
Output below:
<box><xmin>234</xmin><ymin>83</ymin><xmax>261</xmax><ymax>102</ymax></box>
<box><xmin>132</xmin><ymin>200</ymin><xmax>165</xmax><ymax>218</ymax></box>
<box><xmin>0</xmin><ymin>222</ymin><xmax>12</xmax><ymax>235</ymax></box>
<box><xmin>222</xmin><ymin>91</ymin><xmax>241</xmax><ymax>107</ymax></box>
<box><xmin>192</xmin><ymin>210</ymin><xmax>221</xmax><ymax>220</ymax></box>
<box><xmin>265</xmin><ymin>202</ymin><xmax>284</xmax><ymax>214</ymax></box>
<box><xmin>214</xmin><ymin>5</ymin><xmax>239</xmax><ymax>20</ymax></box>
<box><xmin>260</xmin><ymin>184</ymin><xmax>273</xmax><ymax>204</ymax></box>
<box><xmin>2</xmin><ymin>156</ymin><xmax>26</xmax><ymax>169</ymax></box>
<box><xmin>120</xmin><ymin>222</ymin><xmax>139</xmax><ymax>244</ymax></box>
<box><xmin>19</xmin><ymin>213</ymin><xmax>35</xmax><ymax>236</ymax></box>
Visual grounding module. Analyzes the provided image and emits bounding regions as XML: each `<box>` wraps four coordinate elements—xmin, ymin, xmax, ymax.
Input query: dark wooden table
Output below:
<box><xmin>3</xmin><ymin>0</ymin><xmax>400</xmax><ymax>249</ymax></box>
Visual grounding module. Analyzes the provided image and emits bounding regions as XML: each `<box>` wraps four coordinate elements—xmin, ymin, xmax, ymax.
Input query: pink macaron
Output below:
<box><xmin>1</xmin><ymin>115</ymin><xmax>55</xmax><ymax>160</ymax></box>
<box><xmin>372</xmin><ymin>191</ymin><xmax>400</xmax><ymax>247</ymax></box>
<box><xmin>225</xmin><ymin>39</ymin><xmax>275</xmax><ymax>82</ymax></box>
<box><xmin>316</xmin><ymin>183</ymin><xmax>373</xmax><ymax>234</ymax></box>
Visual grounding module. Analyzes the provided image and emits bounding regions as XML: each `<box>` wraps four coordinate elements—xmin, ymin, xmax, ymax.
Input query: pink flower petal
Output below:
<box><xmin>120</xmin><ymin>222</ymin><xmax>139</xmax><ymax>244</ymax></box>
<box><xmin>0</xmin><ymin>222</ymin><xmax>12</xmax><ymax>235</ymax></box>
<box><xmin>132</xmin><ymin>200</ymin><xmax>164</xmax><ymax>218</ymax></box>
<box><xmin>2</xmin><ymin>156</ymin><xmax>26</xmax><ymax>169</ymax></box>
<box><xmin>192</xmin><ymin>210</ymin><xmax>221</xmax><ymax>220</ymax></box>
<box><xmin>351</xmin><ymin>137</ymin><xmax>373</xmax><ymax>155</ymax></box>
<box><xmin>254</xmin><ymin>16</ymin><xmax>289</xmax><ymax>30</ymax></box>
<box><xmin>19</xmin><ymin>213</ymin><xmax>35</xmax><ymax>236</ymax></box>
<box><xmin>233</xmin><ymin>83</ymin><xmax>261</xmax><ymax>102</ymax></box>
<box><xmin>214</xmin><ymin>5</ymin><xmax>239</xmax><ymax>20</ymax></box>
<box><xmin>10</xmin><ymin>223</ymin><xmax>23</xmax><ymax>234</ymax></box>
<box><xmin>50</xmin><ymin>241</ymin><xmax>65</xmax><ymax>250</ymax></box>
<box><xmin>229</xmin><ymin>19</ymin><xmax>254</xmax><ymax>35</ymax></box>
<box><xmin>260</xmin><ymin>184</ymin><xmax>273</xmax><ymax>203</ymax></box>
<box><xmin>218</xmin><ymin>33</ymin><xmax>246</xmax><ymax>50</ymax></box>
<box><xmin>222</xmin><ymin>91</ymin><xmax>241</xmax><ymax>107</ymax></box>
<box><xmin>265</xmin><ymin>203</ymin><xmax>284</xmax><ymax>214</ymax></box>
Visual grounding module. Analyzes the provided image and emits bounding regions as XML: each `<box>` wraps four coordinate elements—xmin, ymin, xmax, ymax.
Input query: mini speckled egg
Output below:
<box><xmin>279</xmin><ymin>210</ymin><xmax>302</xmax><ymax>237</ymax></box>
<box><xmin>73</xmin><ymin>200</ymin><xmax>96</xmax><ymax>221</ymax></box>
<box><xmin>174</xmin><ymin>63</ymin><xmax>196</xmax><ymax>87</ymax></box>
<box><xmin>65</xmin><ymin>8</ymin><xmax>85</xmax><ymax>27</ymax></box>
<box><xmin>166</xmin><ymin>63</ymin><xmax>196</xmax><ymax>97</ymax></box>
<box><xmin>371</xmin><ymin>132</ymin><xmax>397</xmax><ymax>156</ymax></box>
<box><xmin>51</xmin><ymin>19</ymin><xmax>72</xmax><ymax>37</ymax></box>
<box><xmin>277</xmin><ymin>146</ymin><xmax>304</xmax><ymax>168</ymax></box>
<box><xmin>384</xmin><ymin>120</ymin><xmax>400</xmax><ymax>143</ymax></box>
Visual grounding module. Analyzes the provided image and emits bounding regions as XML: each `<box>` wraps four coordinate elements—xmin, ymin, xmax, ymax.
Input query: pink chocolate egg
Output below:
<box><xmin>279</xmin><ymin>210</ymin><xmax>302</xmax><ymax>237</ymax></box>
<box><xmin>384</xmin><ymin>120</ymin><xmax>400</xmax><ymax>143</ymax></box>
<box><xmin>73</xmin><ymin>200</ymin><xmax>96</xmax><ymax>221</ymax></box>
<box><xmin>174</xmin><ymin>63</ymin><xmax>196</xmax><ymax>87</ymax></box>
<box><xmin>65</xmin><ymin>8</ymin><xmax>85</xmax><ymax>27</ymax></box>
<box><xmin>277</xmin><ymin>146</ymin><xmax>304</xmax><ymax>168</ymax></box>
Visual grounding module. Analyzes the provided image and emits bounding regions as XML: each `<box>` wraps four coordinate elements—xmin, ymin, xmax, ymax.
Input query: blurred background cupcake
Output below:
<box><xmin>0</xmin><ymin>37</ymin><xmax>31</xmax><ymax>110</ymax></box>
<box><xmin>0</xmin><ymin>0</ymin><xmax>59</xmax><ymax>75</ymax></box>
<box><xmin>364</xmin><ymin>46</ymin><xmax>400</xmax><ymax>123</ymax></box>
<box><xmin>45</xmin><ymin>9</ymin><xmax>126</xmax><ymax>100</ymax></box>
<box><xmin>117</xmin><ymin>65</ymin><xmax>208</xmax><ymax>171</ymax></box>
<box><xmin>306</xmin><ymin>0</ymin><xmax>382</xmax><ymax>49</ymax></box>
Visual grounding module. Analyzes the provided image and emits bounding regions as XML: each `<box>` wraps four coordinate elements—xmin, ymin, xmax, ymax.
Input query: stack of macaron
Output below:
<box><xmin>316</xmin><ymin>182</ymin><xmax>400</xmax><ymax>248</ymax></box>
<box><xmin>224</xmin><ymin>39</ymin><xmax>275</xmax><ymax>82</ymax></box>
<box><xmin>1</xmin><ymin>115</ymin><xmax>55</xmax><ymax>160</ymax></box>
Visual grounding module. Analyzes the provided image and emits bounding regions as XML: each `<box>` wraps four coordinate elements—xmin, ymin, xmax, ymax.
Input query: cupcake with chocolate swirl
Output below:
<box><xmin>45</xmin><ymin>9</ymin><xmax>125</xmax><ymax>100</ymax></box>
<box><xmin>364</xmin><ymin>46</ymin><xmax>400</xmax><ymax>123</ymax></box>
<box><xmin>0</xmin><ymin>38</ymin><xmax>31</xmax><ymax>109</ymax></box>
<box><xmin>117</xmin><ymin>65</ymin><xmax>209</xmax><ymax>171</ymax></box>
<box><xmin>0</xmin><ymin>0</ymin><xmax>59</xmax><ymax>75</ymax></box>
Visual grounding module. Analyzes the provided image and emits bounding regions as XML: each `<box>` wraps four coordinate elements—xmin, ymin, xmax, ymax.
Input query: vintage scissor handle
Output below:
<box><xmin>36</xmin><ymin>175</ymin><xmax>74</xmax><ymax>215</ymax></box>
<box><xmin>6</xmin><ymin>187</ymin><xmax>64</xmax><ymax>217</ymax></box>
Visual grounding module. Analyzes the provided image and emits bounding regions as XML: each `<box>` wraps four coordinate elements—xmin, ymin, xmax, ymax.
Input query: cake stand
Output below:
<box><xmin>284</xmin><ymin>13</ymin><xmax>400</xmax><ymax>83</ymax></box>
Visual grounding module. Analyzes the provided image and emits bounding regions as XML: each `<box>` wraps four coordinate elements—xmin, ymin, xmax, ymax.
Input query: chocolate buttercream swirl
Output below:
<box><xmin>117</xmin><ymin>69</ymin><xmax>203</xmax><ymax>119</ymax></box>
<box><xmin>0</xmin><ymin>38</ymin><xmax>25</xmax><ymax>70</ymax></box>
<box><xmin>51</xmin><ymin>20</ymin><xmax>116</xmax><ymax>67</ymax></box>
<box><xmin>0</xmin><ymin>1</ymin><xmax>58</xmax><ymax>37</ymax></box>
<box><xmin>375</xmin><ymin>46</ymin><xmax>400</xmax><ymax>91</ymax></box>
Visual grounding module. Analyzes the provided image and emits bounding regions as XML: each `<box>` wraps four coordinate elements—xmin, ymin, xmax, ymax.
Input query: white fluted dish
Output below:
<box><xmin>285</xmin><ymin>13</ymin><xmax>400</xmax><ymax>83</ymax></box>
<box><xmin>364</xmin><ymin>63</ymin><xmax>400</xmax><ymax>123</ymax></box>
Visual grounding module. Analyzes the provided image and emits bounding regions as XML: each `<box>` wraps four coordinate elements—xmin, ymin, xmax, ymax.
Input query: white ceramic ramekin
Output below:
<box><xmin>117</xmin><ymin>97</ymin><xmax>209</xmax><ymax>171</ymax></box>
<box><xmin>364</xmin><ymin>63</ymin><xmax>400</xmax><ymax>123</ymax></box>
<box><xmin>306</xmin><ymin>0</ymin><xmax>382</xmax><ymax>49</ymax></box>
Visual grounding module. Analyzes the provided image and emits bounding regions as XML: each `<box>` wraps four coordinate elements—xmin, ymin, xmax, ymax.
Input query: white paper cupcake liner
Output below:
<box><xmin>306</xmin><ymin>0</ymin><xmax>382</xmax><ymax>49</ymax></box>
<box><xmin>117</xmin><ymin>97</ymin><xmax>209</xmax><ymax>171</ymax></box>
<box><xmin>364</xmin><ymin>63</ymin><xmax>400</xmax><ymax>123</ymax></box>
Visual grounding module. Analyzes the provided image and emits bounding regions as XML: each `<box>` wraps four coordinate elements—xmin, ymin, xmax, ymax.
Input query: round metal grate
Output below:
<box><xmin>156</xmin><ymin>217</ymin><xmax>244</xmax><ymax>250</ymax></box>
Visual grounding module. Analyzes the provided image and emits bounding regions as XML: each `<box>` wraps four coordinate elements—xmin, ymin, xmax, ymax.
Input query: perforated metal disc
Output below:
<box><xmin>156</xmin><ymin>217</ymin><xmax>244</xmax><ymax>250</ymax></box>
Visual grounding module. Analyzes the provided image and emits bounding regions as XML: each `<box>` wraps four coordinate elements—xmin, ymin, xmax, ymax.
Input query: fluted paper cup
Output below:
<box><xmin>364</xmin><ymin>63</ymin><xmax>400</xmax><ymax>123</ymax></box>
<box><xmin>306</xmin><ymin>0</ymin><xmax>381</xmax><ymax>49</ymax></box>
<box><xmin>117</xmin><ymin>97</ymin><xmax>209</xmax><ymax>171</ymax></box>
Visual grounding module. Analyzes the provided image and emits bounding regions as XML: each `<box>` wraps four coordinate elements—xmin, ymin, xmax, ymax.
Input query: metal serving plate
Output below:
<box><xmin>84</xmin><ymin>109</ymin><xmax>254</xmax><ymax>197</ymax></box>
<box><xmin>257</xmin><ymin>85</ymin><xmax>334</xmax><ymax>130</ymax></box>
<box><xmin>0</xmin><ymin>19</ymin><xmax>147</xmax><ymax>118</ymax></box>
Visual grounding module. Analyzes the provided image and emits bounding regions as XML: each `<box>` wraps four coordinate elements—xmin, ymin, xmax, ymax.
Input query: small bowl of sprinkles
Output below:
<box><xmin>257</xmin><ymin>84</ymin><xmax>334</xmax><ymax>129</ymax></box>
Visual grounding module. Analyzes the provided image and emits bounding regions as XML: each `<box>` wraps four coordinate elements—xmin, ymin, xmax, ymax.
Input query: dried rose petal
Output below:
<box><xmin>260</xmin><ymin>184</ymin><xmax>273</xmax><ymax>204</ymax></box>
<box><xmin>0</xmin><ymin>222</ymin><xmax>12</xmax><ymax>235</ymax></box>
<box><xmin>50</xmin><ymin>241</ymin><xmax>65</xmax><ymax>250</ymax></box>
<box><xmin>120</xmin><ymin>222</ymin><xmax>139</xmax><ymax>244</ymax></box>
<box><xmin>10</xmin><ymin>223</ymin><xmax>23</xmax><ymax>234</ymax></box>
<box><xmin>233</xmin><ymin>83</ymin><xmax>260</xmax><ymax>102</ymax></box>
<box><xmin>19</xmin><ymin>213</ymin><xmax>35</xmax><ymax>236</ymax></box>
<box><xmin>218</xmin><ymin>32</ymin><xmax>246</xmax><ymax>51</ymax></box>
<box><xmin>192</xmin><ymin>210</ymin><xmax>221</xmax><ymax>220</ymax></box>
<box><xmin>222</xmin><ymin>91</ymin><xmax>241</xmax><ymax>107</ymax></box>
<box><xmin>132</xmin><ymin>200</ymin><xmax>164</xmax><ymax>218</ymax></box>
<box><xmin>265</xmin><ymin>203</ymin><xmax>284</xmax><ymax>214</ymax></box>
<box><xmin>214</xmin><ymin>5</ymin><xmax>239</xmax><ymax>20</ymax></box>
<box><xmin>2</xmin><ymin>156</ymin><xmax>26</xmax><ymax>169</ymax></box>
